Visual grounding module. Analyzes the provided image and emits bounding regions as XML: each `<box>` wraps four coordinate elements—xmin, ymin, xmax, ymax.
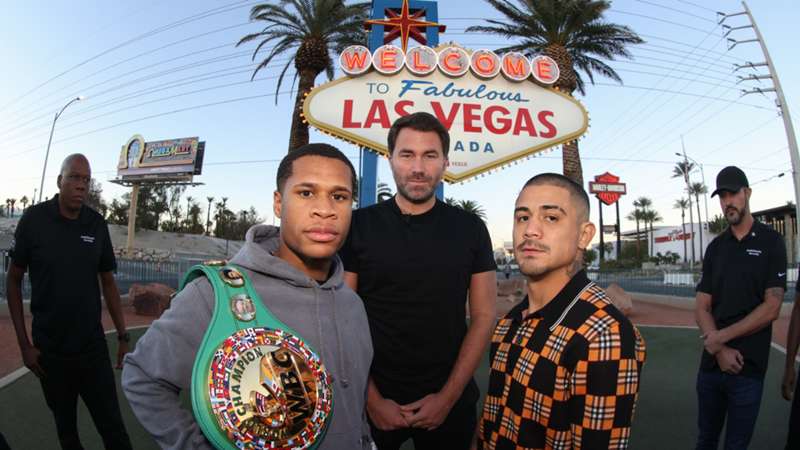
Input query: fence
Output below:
<box><xmin>587</xmin><ymin>267</ymin><xmax>797</xmax><ymax>302</ymax></box>
<box><xmin>0</xmin><ymin>258</ymin><xmax>201</xmax><ymax>301</ymax></box>
<box><xmin>2</xmin><ymin>260</ymin><xmax>797</xmax><ymax>302</ymax></box>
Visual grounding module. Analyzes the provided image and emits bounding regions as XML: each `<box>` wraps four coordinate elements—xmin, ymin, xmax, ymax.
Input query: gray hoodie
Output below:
<box><xmin>122</xmin><ymin>225</ymin><xmax>373</xmax><ymax>450</ymax></box>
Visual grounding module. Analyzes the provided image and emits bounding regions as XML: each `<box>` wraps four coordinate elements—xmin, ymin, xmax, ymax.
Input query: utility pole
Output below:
<box><xmin>721</xmin><ymin>2</ymin><xmax>800</xmax><ymax>263</ymax></box>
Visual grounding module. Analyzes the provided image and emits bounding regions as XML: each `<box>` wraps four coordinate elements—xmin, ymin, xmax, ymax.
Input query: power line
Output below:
<box><xmin>3</xmin><ymin>24</ymin><xmax>251</xmax><ymax>127</ymax></box>
<box><xmin>3</xmin><ymin>91</ymin><xmax>292</xmax><ymax>160</ymax></box>
<box><xmin>633</xmin><ymin>45</ymin><xmax>731</xmax><ymax>70</ymax></box>
<box><xmin>701</xmin><ymin>115</ymin><xmax>782</xmax><ymax>161</ymax></box>
<box><xmin>638</xmin><ymin>33</ymin><xmax>745</xmax><ymax>63</ymax></box>
<box><xmin>634</xmin><ymin>0</ymin><xmax>716</xmax><ymax>23</ymax></box>
<box><xmin>1</xmin><ymin>70</ymin><xmax>283</xmax><ymax>151</ymax></box>
<box><xmin>611</xmin><ymin>68</ymin><xmax>739</xmax><ymax>90</ymax></box>
<box><xmin>610</xmin><ymin>59</ymin><xmax>738</xmax><ymax>85</ymax></box>
<box><xmin>1</xmin><ymin>62</ymin><xmax>261</xmax><ymax>144</ymax></box>
<box><xmin>0</xmin><ymin>48</ymin><xmax>262</xmax><ymax>140</ymax></box>
<box><xmin>610</xmin><ymin>9</ymin><xmax>715</xmax><ymax>34</ymax></box>
<box><xmin>674</xmin><ymin>0</ymin><xmax>718</xmax><ymax>14</ymax></box>
<box><xmin>588</xmin><ymin>34</ymin><xmax>733</xmax><ymax>153</ymax></box>
<box><xmin>740</xmin><ymin>145</ymin><xmax>789</xmax><ymax>168</ymax></box>
<box><xmin>586</xmin><ymin>28</ymin><xmax>728</xmax><ymax>148</ymax></box>
<box><xmin>0</xmin><ymin>0</ymin><xmax>258</xmax><ymax>113</ymax></box>
<box><xmin>1</xmin><ymin>32</ymin><xmax>253</xmax><ymax>135</ymax></box>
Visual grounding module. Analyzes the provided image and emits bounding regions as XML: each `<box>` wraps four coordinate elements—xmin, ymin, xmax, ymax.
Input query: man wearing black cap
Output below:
<box><xmin>694</xmin><ymin>166</ymin><xmax>786</xmax><ymax>450</ymax></box>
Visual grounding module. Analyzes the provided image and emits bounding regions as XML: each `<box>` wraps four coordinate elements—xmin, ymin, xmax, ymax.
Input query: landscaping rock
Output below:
<box><xmin>130</xmin><ymin>283</ymin><xmax>176</xmax><ymax>317</ymax></box>
<box><xmin>605</xmin><ymin>283</ymin><xmax>634</xmax><ymax>317</ymax></box>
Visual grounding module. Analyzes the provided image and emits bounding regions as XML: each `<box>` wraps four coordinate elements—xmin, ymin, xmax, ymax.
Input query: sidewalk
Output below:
<box><xmin>0</xmin><ymin>302</ymin><xmax>155</xmax><ymax>379</ymax></box>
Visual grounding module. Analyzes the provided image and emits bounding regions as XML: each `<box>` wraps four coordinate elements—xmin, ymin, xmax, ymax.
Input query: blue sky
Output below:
<box><xmin>1</xmin><ymin>0</ymin><xmax>797</xmax><ymax>249</ymax></box>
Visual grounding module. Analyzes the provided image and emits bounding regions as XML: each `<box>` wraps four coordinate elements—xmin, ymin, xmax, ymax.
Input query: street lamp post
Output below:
<box><xmin>38</xmin><ymin>96</ymin><xmax>84</xmax><ymax>203</ymax></box>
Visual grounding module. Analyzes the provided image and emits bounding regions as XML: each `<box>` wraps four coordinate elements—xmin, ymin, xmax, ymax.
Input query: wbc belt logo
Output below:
<box><xmin>207</xmin><ymin>328</ymin><xmax>332</xmax><ymax>449</ymax></box>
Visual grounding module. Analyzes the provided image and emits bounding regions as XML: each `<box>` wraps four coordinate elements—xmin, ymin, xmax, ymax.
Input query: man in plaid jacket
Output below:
<box><xmin>476</xmin><ymin>173</ymin><xmax>646</xmax><ymax>449</ymax></box>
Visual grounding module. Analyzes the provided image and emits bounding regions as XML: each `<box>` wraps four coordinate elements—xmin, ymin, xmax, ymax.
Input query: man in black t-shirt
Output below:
<box><xmin>6</xmin><ymin>154</ymin><xmax>132</xmax><ymax>450</ymax></box>
<box><xmin>340</xmin><ymin>112</ymin><xmax>497</xmax><ymax>450</ymax></box>
<box><xmin>694</xmin><ymin>166</ymin><xmax>786</xmax><ymax>450</ymax></box>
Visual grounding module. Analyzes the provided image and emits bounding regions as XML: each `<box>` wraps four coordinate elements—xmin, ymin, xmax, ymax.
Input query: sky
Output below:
<box><xmin>1</xmin><ymin>0</ymin><xmax>798</xmax><ymax>250</ymax></box>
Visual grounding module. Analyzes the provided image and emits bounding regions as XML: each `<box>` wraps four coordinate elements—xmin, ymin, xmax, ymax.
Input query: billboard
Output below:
<box><xmin>116</xmin><ymin>135</ymin><xmax>205</xmax><ymax>182</ymax></box>
<box><xmin>303</xmin><ymin>43</ymin><xmax>588</xmax><ymax>183</ymax></box>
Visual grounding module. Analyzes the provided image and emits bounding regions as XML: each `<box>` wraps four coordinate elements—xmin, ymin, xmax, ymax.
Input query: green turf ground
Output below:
<box><xmin>0</xmin><ymin>326</ymin><xmax>793</xmax><ymax>449</ymax></box>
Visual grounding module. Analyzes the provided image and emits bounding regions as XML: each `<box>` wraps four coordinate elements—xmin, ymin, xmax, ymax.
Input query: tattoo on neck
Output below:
<box><xmin>566</xmin><ymin>257</ymin><xmax>582</xmax><ymax>278</ymax></box>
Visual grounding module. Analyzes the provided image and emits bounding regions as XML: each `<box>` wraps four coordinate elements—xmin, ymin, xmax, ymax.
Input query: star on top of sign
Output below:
<box><xmin>364</xmin><ymin>0</ymin><xmax>446</xmax><ymax>52</ymax></box>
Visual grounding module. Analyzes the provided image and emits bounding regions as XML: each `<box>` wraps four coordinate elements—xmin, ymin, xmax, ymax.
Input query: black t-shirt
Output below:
<box><xmin>340</xmin><ymin>198</ymin><xmax>496</xmax><ymax>403</ymax></box>
<box><xmin>11</xmin><ymin>195</ymin><xmax>117</xmax><ymax>355</ymax></box>
<box><xmin>696</xmin><ymin>220</ymin><xmax>787</xmax><ymax>378</ymax></box>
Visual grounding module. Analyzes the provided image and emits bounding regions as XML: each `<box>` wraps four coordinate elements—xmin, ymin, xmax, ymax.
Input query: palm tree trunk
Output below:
<box><xmin>696</xmin><ymin>193</ymin><xmax>704</xmax><ymax>261</ymax></box>
<box><xmin>545</xmin><ymin>45</ymin><xmax>583</xmax><ymax>187</ymax></box>
<box><xmin>562</xmin><ymin>140</ymin><xmax>584</xmax><ymax>187</ymax></box>
<box><xmin>688</xmin><ymin>198</ymin><xmax>696</xmax><ymax>263</ymax></box>
<box><xmin>635</xmin><ymin>218</ymin><xmax>641</xmax><ymax>259</ymax></box>
<box><xmin>681</xmin><ymin>210</ymin><xmax>687</xmax><ymax>263</ymax></box>
<box><xmin>288</xmin><ymin>68</ymin><xmax>318</xmax><ymax>152</ymax></box>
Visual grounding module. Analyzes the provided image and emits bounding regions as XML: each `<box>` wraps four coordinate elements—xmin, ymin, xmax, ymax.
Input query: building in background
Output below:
<box><xmin>595</xmin><ymin>223</ymin><xmax>715</xmax><ymax>264</ymax></box>
<box><xmin>753</xmin><ymin>204</ymin><xmax>797</xmax><ymax>264</ymax></box>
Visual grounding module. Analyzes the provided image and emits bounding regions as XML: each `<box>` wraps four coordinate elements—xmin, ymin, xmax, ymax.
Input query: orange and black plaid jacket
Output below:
<box><xmin>478</xmin><ymin>271</ymin><xmax>646</xmax><ymax>450</ymax></box>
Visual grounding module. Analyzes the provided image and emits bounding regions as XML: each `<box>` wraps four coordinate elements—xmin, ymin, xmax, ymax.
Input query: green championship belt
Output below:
<box><xmin>181</xmin><ymin>261</ymin><xmax>333</xmax><ymax>449</ymax></box>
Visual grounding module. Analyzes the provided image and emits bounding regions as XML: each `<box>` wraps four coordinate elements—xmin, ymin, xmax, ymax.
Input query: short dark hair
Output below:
<box><xmin>387</xmin><ymin>112</ymin><xmax>450</xmax><ymax>157</ymax></box>
<box><xmin>523</xmin><ymin>173</ymin><xmax>590</xmax><ymax>221</ymax></box>
<box><xmin>276</xmin><ymin>143</ymin><xmax>357</xmax><ymax>194</ymax></box>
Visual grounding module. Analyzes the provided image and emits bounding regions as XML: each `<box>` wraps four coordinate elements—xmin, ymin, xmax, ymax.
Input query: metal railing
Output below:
<box><xmin>3</xmin><ymin>260</ymin><xmax>796</xmax><ymax>302</ymax></box>
<box><xmin>498</xmin><ymin>266</ymin><xmax>798</xmax><ymax>302</ymax></box>
<box><xmin>1</xmin><ymin>258</ymin><xmax>202</xmax><ymax>300</ymax></box>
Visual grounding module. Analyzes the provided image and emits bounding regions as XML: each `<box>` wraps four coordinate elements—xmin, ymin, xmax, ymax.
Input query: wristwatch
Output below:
<box><xmin>117</xmin><ymin>332</ymin><xmax>131</xmax><ymax>343</ymax></box>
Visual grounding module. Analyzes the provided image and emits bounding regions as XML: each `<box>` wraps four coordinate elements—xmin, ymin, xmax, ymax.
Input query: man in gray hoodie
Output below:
<box><xmin>122</xmin><ymin>144</ymin><xmax>374</xmax><ymax>449</ymax></box>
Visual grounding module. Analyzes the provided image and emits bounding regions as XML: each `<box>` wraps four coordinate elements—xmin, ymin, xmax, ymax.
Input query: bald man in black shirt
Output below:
<box><xmin>6</xmin><ymin>154</ymin><xmax>132</xmax><ymax>450</ymax></box>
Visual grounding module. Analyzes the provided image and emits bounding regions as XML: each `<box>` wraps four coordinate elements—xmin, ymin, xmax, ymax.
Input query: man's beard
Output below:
<box><xmin>396</xmin><ymin>177</ymin><xmax>436</xmax><ymax>204</ymax></box>
<box><xmin>724</xmin><ymin>205</ymin><xmax>744</xmax><ymax>225</ymax></box>
<box><xmin>516</xmin><ymin>240</ymin><xmax>552</xmax><ymax>278</ymax></box>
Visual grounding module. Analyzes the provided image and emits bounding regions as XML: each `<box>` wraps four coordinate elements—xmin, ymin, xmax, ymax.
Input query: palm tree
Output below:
<box><xmin>674</xmin><ymin>198</ymin><xmax>690</xmax><ymax>263</ymax></box>
<box><xmin>237</xmin><ymin>0</ymin><xmax>369</xmax><ymax>152</ymax></box>
<box><xmin>642</xmin><ymin>209</ymin><xmax>662</xmax><ymax>258</ymax></box>
<box><xmin>633</xmin><ymin>197</ymin><xmax>653</xmax><ymax>256</ymax></box>
<box><xmin>457</xmin><ymin>200</ymin><xmax>487</xmax><ymax>221</ymax></box>
<box><xmin>708</xmin><ymin>214</ymin><xmax>728</xmax><ymax>235</ymax></box>
<box><xmin>19</xmin><ymin>196</ymin><xmax>29</xmax><ymax>212</ymax></box>
<box><xmin>446</xmin><ymin>197</ymin><xmax>487</xmax><ymax>221</ymax></box>
<box><xmin>9</xmin><ymin>199</ymin><xmax>16</xmax><ymax>217</ymax></box>
<box><xmin>672</xmin><ymin>161</ymin><xmax>696</xmax><ymax>263</ymax></box>
<box><xmin>688</xmin><ymin>181</ymin><xmax>708</xmax><ymax>260</ymax></box>
<box><xmin>467</xmin><ymin>0</ymin><xmax>643</xmax><ymax>185</ymax></box>
<box><xmin>206</xmin><ymin>196</ymin><xmax>214</xmax><ymax>235</ymax></box>
<box><xmin>625</xmin><ymin>209</ymin><xmax>644</xmax><ymax>260</ymax></box>
<box><xmin>672</xmin><ymin>160</ymin><xmax>695</xmax><ymax>183</ymax></box>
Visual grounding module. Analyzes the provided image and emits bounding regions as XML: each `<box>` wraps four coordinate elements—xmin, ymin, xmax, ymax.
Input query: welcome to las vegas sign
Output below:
<box><xmin>303</xmin><ymin>43</ymin><xmax>589</xmax><ymax>183</ymax></box>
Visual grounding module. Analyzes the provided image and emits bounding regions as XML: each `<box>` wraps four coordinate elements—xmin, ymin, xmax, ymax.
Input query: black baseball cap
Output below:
<box><xmin>711</xmin><ymin>166</ymin><xmax>749</xmax><ymax>197</ymax></box>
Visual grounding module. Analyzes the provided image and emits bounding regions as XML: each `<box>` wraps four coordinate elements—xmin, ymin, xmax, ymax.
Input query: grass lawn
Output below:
<box><xmin>0</xmin><ymin>327</ymin><xmax>793</xmax><ymax>449</ymax></box>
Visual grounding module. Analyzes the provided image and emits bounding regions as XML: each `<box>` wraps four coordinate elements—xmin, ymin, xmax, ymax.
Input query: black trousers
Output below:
<box><xmin>788</xmin><ymin>379</ymin><xmax>800</xmax><ymax>450</ymax></box>
<box><xmin>38</xmin><ymin>347</ymin><xmax>132</xmax><ymax>450</ymax></box>
<box><xmin>370</xmin><ymin>383</ymin><xmax>478</xmax><ymax>450</ymax></box>
<box><xmin>0</xmin><ymin>431</ymin><xmax>9</xmax><ymax>450</ymax></box>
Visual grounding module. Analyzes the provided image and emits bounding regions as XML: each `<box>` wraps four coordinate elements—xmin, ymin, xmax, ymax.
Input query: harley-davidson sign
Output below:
<box><xmin>303</xmin><ymin>44</ymin><xmax>589</xmax><ymax>182</ymax></box>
